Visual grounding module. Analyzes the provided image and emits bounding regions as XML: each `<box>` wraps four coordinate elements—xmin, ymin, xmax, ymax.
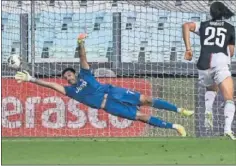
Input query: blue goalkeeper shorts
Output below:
<box><xmin>104</xmin><ymin>86</ymin><xmax>141</xmax><ymax>120</ymax></box>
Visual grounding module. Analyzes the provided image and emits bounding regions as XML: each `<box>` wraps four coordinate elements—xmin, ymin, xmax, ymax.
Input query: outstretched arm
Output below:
<box><xmin>15</xmin><ymin>71</ymin><xmax>66</xmax><ymax>95</ymax></box>
<box><xmin>182</xmin><ymin>22</ymin><xmax>199</xmax><ymax>61</ymax></box>
<box><xmin>77</xmin><ymin>34</ymin><xmax>89</xmax><ymax>70</ymax></box>
<box><xmin>33</xmin><ymin>79</ymin><xmax>66</xmax><ymax>95</ymax></box>
<box><xmin>182</xmin><ymin>22</ymin><xmax>199</xmax><ymax>51</ymax></box>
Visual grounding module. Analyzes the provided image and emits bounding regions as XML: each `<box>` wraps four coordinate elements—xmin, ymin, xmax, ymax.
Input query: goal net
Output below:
<box><xmin>2</xmin><ymin>0</ymin><xmax>236</xmax><ymax>137</ymax></box>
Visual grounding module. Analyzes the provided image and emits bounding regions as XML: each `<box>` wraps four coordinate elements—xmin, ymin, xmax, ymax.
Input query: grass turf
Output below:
<box><xmin>2</xmin><ymin>137</ymin><xmax>236</xmax><ymax>165</ymax></box>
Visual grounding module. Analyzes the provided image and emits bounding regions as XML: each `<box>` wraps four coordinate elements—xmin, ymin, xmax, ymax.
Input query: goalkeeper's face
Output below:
<box><xmin>63</xmin><ymin>71</ymin><xmax>77</xmax><ymax>85</ymax></box>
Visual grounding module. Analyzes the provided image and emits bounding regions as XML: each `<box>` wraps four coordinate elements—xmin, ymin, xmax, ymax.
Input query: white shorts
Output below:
<box><xmin>198</xmin><ymin>65</ymin><xmax>231</xmax><ymax>87</ymax></box>
<box><xmin>198</xmin><ymin>52</ymin><xmax>231</xmax><ymax>87</ymax></box>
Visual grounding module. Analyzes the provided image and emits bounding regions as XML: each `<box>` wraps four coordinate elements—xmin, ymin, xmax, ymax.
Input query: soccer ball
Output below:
<box><xmin>7</xmin><ymin>54</ymin><xmax>21</xmax><ymax>69</ymax></box>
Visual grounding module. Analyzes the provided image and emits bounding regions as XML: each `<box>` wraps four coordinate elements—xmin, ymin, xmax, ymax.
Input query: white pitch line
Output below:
<box><xmin>1</xmin><ymin>137</ymin><xmax>219</xmax><ymax>142</ymax></box>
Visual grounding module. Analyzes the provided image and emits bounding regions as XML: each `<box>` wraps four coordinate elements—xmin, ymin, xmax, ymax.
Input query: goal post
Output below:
<box><xmin>1</xmin><ymin>0</ymin><xmax>236</xmax><ymax>137</ymax></box>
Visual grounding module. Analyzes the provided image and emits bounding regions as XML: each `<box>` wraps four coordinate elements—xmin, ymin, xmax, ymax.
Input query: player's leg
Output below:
<box><xmin>135</xmin><ymin>112</ymin><xmax>186</xmax><ymax>137</ymax></box>
<box><xmin>139</xmin><ymin>95</ymin><xmax>194</xmax><ymax>116</ymax></box>
<box><xmin>198</xmin><ymin>69</ymin><xmax>218</xmax><ymax>129</ymax></box>
<box><xmin>218</xmin><ymin>77</ymin><xmax>235</xmax><ymax>140</ymax></box>
<box><xmin>214</xmin><ymin>66</ymin><xmax>235</xmax><ymax>140</ymax></box>
<box><xmin>204</xmin><ymin>85</ymin><xmax>218</xmax><ymax>129</ymax></box>
<box><xmin>205</xmin><ymin>85</ymin><xmax>218</xmax><ymax>113</ymax></box>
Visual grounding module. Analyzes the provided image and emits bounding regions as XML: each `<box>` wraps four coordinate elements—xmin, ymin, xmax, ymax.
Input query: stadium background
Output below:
<box><xmin>1</xmin><ymin>0</ymin><xmax>236</xmax><ymax>164</ymax></box>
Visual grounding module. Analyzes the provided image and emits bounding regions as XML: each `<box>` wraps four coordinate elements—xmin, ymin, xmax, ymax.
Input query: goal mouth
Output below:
<box><xmin>1</xmin><ymin>0</ymin><xmax>236</xmax><ymax>138</ymax></box>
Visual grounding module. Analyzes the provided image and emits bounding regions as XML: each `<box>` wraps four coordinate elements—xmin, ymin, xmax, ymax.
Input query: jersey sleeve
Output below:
<box><xmin>194</xmin><ymin>22</ymin><xmax>201</xmax><ymax>34</ymax></box>
<box><xmin>78</xmin><ymin>68</ymin><xmax>99</xmax><ymax>85</ymax></box>
<box><xmin>79</xmin><ymin>68</ymin><xmax>98</xmax><ymax>84</ymax></box>
<box><xmin>64</xmin><ymin>86</ymin><xmax>73</xmax><ymax>96</ymax></box>
<box><xmin>229</xmin><ymin>26</ymin><xmax>235</xmax><ymax>45</ymax></box>
<box><xmin>79</xmin><ymin>68</ymin><xmax>93</xmax><ymax>77</ymax></box>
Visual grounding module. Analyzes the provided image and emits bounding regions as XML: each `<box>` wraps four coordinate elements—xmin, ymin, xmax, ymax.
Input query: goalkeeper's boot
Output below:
<box><xmin>179</xmin><ymin>108</ymin><xmax>194</xmax><ymax>117</ymax></box>
<box><xmin>204</xmin><ymin>111</ymin><xmax>213</xmax><ymax>129</ymax></box>
<box><xmin>224</xmin><ymin>131</ymin><xmax>236</xmax><ymax>140</ymax></box>
<box><xmin>174</xmin><ymin>124</ymin><xmax>187</xmax><ymax>137</ymax></box>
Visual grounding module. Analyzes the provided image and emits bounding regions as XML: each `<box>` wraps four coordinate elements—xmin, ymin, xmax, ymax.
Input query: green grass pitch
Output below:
<box><xmin>2</xmin><ymin>137</ymin><xmax>236</xmax><ymax>165</ymax></box>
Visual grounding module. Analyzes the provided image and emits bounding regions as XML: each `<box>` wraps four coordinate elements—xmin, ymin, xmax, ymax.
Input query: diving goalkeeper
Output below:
<box><xmin>15</xmin><ymin>34</ymin><xmax>194</xmax><ymax>136</ymax></box>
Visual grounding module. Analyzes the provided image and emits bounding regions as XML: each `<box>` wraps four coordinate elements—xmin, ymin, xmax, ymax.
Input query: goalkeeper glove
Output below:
<box><xmin>15</xmin><ymin>70</ymin><xmax>36</xmax><ymax>83</ymax></box>
<box><xmin>77</xmin><ymin>33</ymin><xmax>87</xmax><ymax>45</ymax></box>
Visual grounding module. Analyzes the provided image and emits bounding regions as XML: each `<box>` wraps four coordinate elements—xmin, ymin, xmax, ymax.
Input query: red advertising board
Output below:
<box><xmin>2</xmin><ymin>78</ymin><xmax>151</xmax><ymax>137</ymax></box>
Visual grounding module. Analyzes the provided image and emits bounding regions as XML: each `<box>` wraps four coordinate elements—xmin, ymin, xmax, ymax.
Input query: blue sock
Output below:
<box><xmin>152</xmin><ymin>98</ymin><xmax>178</xmax><ymax>112</ymax></box>
<box><xmin>148</xmin><ymin>116</ymin><xmax>173</xmax><ymax>129</ymax></box>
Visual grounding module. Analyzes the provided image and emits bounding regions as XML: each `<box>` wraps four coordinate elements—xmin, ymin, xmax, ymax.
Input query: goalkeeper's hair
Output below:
<box><xmin>210</xmin><ymin>2</ymin><xmax>234</xmax><ymax>20</ymax></box>
<box><xmin>62</xmin><ymin>67</ymin><xmax>76</xmax><ymax>76</ymax></box>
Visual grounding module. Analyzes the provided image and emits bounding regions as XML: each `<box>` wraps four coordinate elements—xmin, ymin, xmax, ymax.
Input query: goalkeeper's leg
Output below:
<box><xmin>136</xmin><ymin>112</ymin><xmax>186</xmax><ymax>137</ymax></box>
<box><xmin>204</xmin><ymin>85</ymin><xmax>218</xmax><ymax>129</ymax></box>
<box><xmin>139</xmin><ymin>95</ymin><xmax>194</xmax><ymax>117</ymax></box>
<box><xmin>103</xmin><ymin>97</ymin><xmax>187</xmax><ymax>137</ymax></box>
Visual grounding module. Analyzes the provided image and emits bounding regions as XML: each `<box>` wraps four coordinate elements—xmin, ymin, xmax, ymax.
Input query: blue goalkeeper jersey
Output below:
<box><xmin>64</xmin><ymin>68</ymin><xmax>111</xmax><ymax>109</ymax></box>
